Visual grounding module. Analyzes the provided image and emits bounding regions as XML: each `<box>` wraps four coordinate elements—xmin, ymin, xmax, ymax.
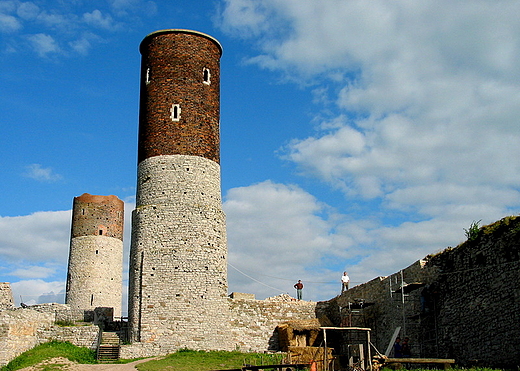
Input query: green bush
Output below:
<box><xmin>464</xmin><ymin>219</ymin><xmax>481</xmax><ymax>241</ymax></box>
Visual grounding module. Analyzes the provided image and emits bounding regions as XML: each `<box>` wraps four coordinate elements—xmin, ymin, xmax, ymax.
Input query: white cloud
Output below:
<box><xmin>225</xmin><ymin>181</ymin><xmax>364</xmax><ymax>300</ymax></box>
<box><xmin>220</xmin><ymin>0</ymin><xmax>520</xmax><ymax>208</ymax></box>
<box><xmin>0</xmin><ymin>210</ymin><xmax>71</xmax><ymax>262</ymax></box>
<box><xmin>83</xmin><ymin>9</ymin><xmax>117</xmax><ymax>30</ymax></box>
<box><xmin>9</xmin><ymin>265</ymin><xmax>56</xmax><ymax>279</ymax></box>
<box><xmin>24</xmin><ymin>164</ymin><xmax>62</xmax><ymax>182</ymax></box>
<box><xmin>11</xmin><ymin>279</ymin><xmax>65</xmax><ymax>306</ymax></box>
<box><xmin>16</xmin><ymin>2</ymin><xmax>40</xmax><ymax>20</ymax></box>
<box><xmin>26</xmin><ymin>33</ymin><xmax>61</xmax><ymax>56</ymax></box>
<box><xmin>0</xmin><ymin>12</ymin><xmax>22</xmax><ymax>32</ymax></box>
<box><xmin>219</xmin><ymin>0</ymin><xmax>520</xmax><ymax>294</ymax></box>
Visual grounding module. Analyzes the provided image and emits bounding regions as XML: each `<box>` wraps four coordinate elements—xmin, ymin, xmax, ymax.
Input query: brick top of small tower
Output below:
<box><xmin>137</xmin><ymin>29</ymin><xmax>222</xmax><ymax>164</ymax></box>
<box><xmin>71</xmin><ymin>193</ymin><xmax>124</xmax><ymax>240</ymax></box>
<box><xmin>140</xmin><ymin>29</ymin><xmax>222</xmax><ymax>55</ymax></box>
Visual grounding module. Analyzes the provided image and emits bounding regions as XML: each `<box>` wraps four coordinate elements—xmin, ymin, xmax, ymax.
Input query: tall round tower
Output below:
<box><xmin>128</xmin><ymin>29</ymin><xmax>230</xmax><ymax>349</ymax></box>
<box><xmin>65</xmin><ymin>193</ymin><xmax>124</xmax><ymax>317</ymax></box>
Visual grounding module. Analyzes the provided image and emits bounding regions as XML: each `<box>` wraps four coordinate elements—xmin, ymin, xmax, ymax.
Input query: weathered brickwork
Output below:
<box><xmin>137</xmin><ymin>29</ymin><xmax>222</xmax><ymax>164</ymax></box>
<box><xmin>66</xmin><ymin>194</ymin><xmax>124</xmax><ymax>317</ymax></box>
<box><xmin>70</xmin><ymin>193</ymin><xmax>124</xmax><ymax>239</ymax></box>
<box><xmin>0</xmin><ymin>283</ymin><xmax>14</xmax><ymax>309</ymax></box>
<box><xmin>129</xmin><ymin>29</ymin><xmax>230</xmax><ymax>351</ymax></box>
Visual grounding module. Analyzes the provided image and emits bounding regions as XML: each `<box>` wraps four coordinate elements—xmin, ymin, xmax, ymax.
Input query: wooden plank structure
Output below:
<box><xmin>321</xmin><ymin>327</ymin><xmax>372</xmax><ymax>371</ymax></box>
<box><xmin>212</xmin><ymin>364</ymin><xmax>309</xmax><ymax>371</ymax></box>
<box><xmin>382</xmin><ymin>358</ymin><xmax>455</xmax><ymax>369</ymax></box>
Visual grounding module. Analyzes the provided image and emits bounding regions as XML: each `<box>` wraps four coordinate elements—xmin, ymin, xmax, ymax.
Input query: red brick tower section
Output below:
<box><xmin>129</xmin><ymin>30</ymin><xmax>231</xmax><ymax>351</ymax></box>
<box><xmin>137</xmin><ymin>29</ymin><xmax>221</xmax><ymax>163</ymax></box>
<box><xmin>66</xmin><ymin>193</ymin><xmax>124</xmax><ymax>317</ymax></box>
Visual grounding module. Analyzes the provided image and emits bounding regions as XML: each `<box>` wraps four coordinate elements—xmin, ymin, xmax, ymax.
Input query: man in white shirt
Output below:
<box><xmin>341</xmin><ymin>272</ymin><xmax>350</xmax><ymax>293</ymax></box>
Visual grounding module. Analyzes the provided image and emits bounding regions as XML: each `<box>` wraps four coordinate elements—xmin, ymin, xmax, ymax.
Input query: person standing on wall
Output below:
<box><xmin>294</xmin><ymin>280</ymin><xmax>303</xmax><ymax>300</ymax></box>
<box><xmin>341</xmin><ymin>271</ymin><xmax>350</xmax><ymax>293</ymax></box>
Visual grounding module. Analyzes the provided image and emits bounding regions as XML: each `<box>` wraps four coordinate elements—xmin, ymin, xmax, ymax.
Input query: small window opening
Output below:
<box><xmin>146</xmin><ymin>68</ymin><xmax>150</xmax><ymax>84</ymax></box>
<box><xmin>90</xmin><ymin>294</ymin><xmax>94</xmax><ymax>306</ymax></box>
<box><xmin>99</xmin><ymin>229</ymin><xmax>103</xmax><ymax>235</ymax></box>
<box><xmin>170</xmin><ymin>104</ymin><xmax>181</xmax><ymax>121</ymax></box>
<box><xmin>96</xmin><ymin>250</ymin><xmax>99</xmax><ymax>254</ymax></box>
<box><xmin>82</xmin><ymin>209</ymin><xmax>85</xmax><ymax>215</ymax></box>
<box><xmin>203</xmin><ymin>67</ymin><xmax>211</xmax><ymax>85</ymax></box>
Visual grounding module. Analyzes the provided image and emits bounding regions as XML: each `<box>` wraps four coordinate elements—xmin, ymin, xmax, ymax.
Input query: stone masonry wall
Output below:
<box><xmin>426</xmin><ymin>216</ymin><xmax>520</xmax><ymax>368</ymax></box>
<box><xmin>66</xmin><ymin>236</ymin><xmax>123</xmax><ymax>317</ymax></box>
<box><xmin>0</xmin><ymin>304</ymin><xmax>99</xmax><ymax>367</ymax></box>
<box><xmin>325</xmin><ymin>215</ymin><xmax>520</xmax><ymax>368</ymax></box>
<box><xmin>0</xmin><ymin>283</ymin><xmax>14</xmax><ymax>309</ymax></box>
<box><xmin>66</xmin><ymin>194</ymin><xmax>124</xmax><ymax>317</ymax></box>
<box><xmin>329</xmin><ymin>260</ymin><xmax>439</xmax><ymax>358</ymax></box>
<box><xmin>228</xmin><ymin>297</ymin><xmax>320</xmax><ymax>352</ymax></box>
<box><xmin>129</xmin><ymin>155</ymin><xmax>229</xmax><ymax>350</ymax></box>
<box><xmin>120</xmin><ymin>295</ymin><xmax>321</xmax><ymax>359</ymax></box>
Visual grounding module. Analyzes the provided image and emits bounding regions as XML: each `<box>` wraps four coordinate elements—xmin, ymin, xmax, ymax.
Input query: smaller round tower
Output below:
<box><xmin>65</xmin><ymin>193</ymin><xmax>124</xmax><ymax>316</ymax></box>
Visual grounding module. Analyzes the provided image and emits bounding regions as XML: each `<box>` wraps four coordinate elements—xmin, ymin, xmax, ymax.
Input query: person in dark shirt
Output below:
<box><xmin>294</xmin><ymin>280</ymin><xmax>303</xmax><ymax>300</ymax></box>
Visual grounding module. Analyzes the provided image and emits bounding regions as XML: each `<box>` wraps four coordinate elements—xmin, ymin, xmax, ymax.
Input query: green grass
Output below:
<box><xmin>1</xmin><ymin>343</ymin><xmax>507</xmax><ymax>371</ymax></box>
<box><xmin>0</xmin><ymin>341</ymin><xmax>97</xmax><ymax>371</ymax></box>
<box><xmin>136</xmin><ymin>348</ymin><xmax>288</xmax><ymax>371</ymax></box>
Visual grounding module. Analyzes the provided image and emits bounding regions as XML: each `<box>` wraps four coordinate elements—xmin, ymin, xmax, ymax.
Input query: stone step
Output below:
<box><xmin>97</xmin><ymin>345</ymin><xmax>120</xmax><ymax>361</ymax></box>
<box><xmin>100</xmin><ymin>331</ymin><xmax>120</xmax><ymax>345</ymax></box>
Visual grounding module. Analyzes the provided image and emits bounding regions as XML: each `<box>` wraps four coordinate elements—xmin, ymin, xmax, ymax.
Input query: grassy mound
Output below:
<box><xmin>0</xmin><ymin>341</ymin><xmax>96</xmax><ymax>371</ymax></box>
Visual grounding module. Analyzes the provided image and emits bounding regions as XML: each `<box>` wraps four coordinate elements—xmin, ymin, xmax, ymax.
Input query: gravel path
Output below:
<box><xmin>18</xmin><ymin>357</ymin><xmax>160</xmax><ymax>370</ymax></box>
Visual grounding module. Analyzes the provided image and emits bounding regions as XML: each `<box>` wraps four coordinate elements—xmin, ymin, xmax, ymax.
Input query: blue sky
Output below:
<box><xmin>1</xmin><ymin>0</ymin><xmax>520</xmax><ymax>309</ymax></box>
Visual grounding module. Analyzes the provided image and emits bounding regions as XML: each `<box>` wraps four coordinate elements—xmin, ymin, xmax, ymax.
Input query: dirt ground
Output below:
<box><xmin>17</xmin><ymin>357</ymin><xmax>160</xmax><ymax>371</ymax></box>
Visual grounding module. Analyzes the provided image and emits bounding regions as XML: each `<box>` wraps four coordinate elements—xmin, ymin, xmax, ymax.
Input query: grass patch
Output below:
<box><xmin>0</xmin><ymin>341</ymin><xmax>97</xmax><ymax>371</ymax></box>
<box><xmin>136</xmin><ymin>349</ymin><xmax>287</xmax><ymax>371</ymax></box>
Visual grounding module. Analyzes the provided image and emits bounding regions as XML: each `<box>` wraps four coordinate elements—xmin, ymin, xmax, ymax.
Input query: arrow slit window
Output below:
<box><xmin>170</xmin><ymin>104</ymin><xmax>181</xmax><ymax>121</ymax></box>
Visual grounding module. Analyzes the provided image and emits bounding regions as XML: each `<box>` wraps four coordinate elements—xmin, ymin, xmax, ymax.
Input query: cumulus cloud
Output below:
<box><xmin>225</xmin><ymin>181</ymin><xmax>359</xmax><ymax>300</ymax></box>
<box><xmin>0</xmin><ymin>12</ymin><xmax>22</xmax><ymax>33</ymax></box>
<box><xmin>0</xmin><ymin>1</ymin><xmax>155</xmax><ymax>57</ymax></box>
<box><xmin>0</xmin><ymin>210</ymin><xmax>71</xmax><ymax>262</ymax></box>
<box><xmin>16</xmin><ymin>2</ymin><xmax>40</xmax><ymax>20</ymax></box>
<box><xmin>9</xmin><ymin>265</ymin><xmax>56</xmax><ymax>279</ymax></box>
<box><xmin>26</xmin><ymin>33</ymin><xmax>61</xmax><ymax>56</ymax></box>
<box><xmin>83</xmin><ymin>9</ymin><xmax>117</xmax><ymax>30</ymax></box>
<box><xmin>11</xmin><ymin>279</ymin><xmax>65</xmax><ymax>306</ymax></box>
<box><xmin>24</xmin><ymin>164</ymin><xmax>62</xmax><ymax>182</ymax></box>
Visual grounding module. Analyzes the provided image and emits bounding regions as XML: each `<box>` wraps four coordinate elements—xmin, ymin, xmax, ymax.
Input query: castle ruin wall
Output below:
<box><xmin>0</xmin><ymin>283</ymin><xmax>14</xmax><ymax>310</ymax></box>
<box><xmin>0</xmin><ymin>304</ymin><xmax>99</xmax><ymax>367</ymax></box>
<box><xmin>326</xmin><ymin>215</ymin><xmax>520</xmax><ymax>368</ymax></box>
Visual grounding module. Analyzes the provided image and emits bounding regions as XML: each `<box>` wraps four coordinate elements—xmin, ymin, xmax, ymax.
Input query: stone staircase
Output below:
<box><xmin>97</xmin><ymin>331</ymin><xmax>121</xmax><ymax>362</ymax></box>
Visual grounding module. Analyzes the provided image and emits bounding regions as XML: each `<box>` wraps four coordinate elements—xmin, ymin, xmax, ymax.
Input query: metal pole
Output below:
<box><xmin>400</xmin><ymin>270</ymin><xmax>406</xmax><ymax>336</ymax></box>
<box><xmin>367</xmin><ymin>330</ymin><xmax>372</xmax><ymax>371</ymax></box>
<box><xmin>323</xmin><ymin>328</ymin><xmax>328</xmax><ymax>371</ymax></box>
